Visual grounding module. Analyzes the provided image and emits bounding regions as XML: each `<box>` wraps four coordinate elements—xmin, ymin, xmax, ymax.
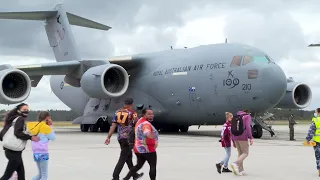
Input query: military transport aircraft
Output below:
<box><xmin>0</xmin><ymin>3</ymin><xmax>312</xmax><ymax>138</ymax></box>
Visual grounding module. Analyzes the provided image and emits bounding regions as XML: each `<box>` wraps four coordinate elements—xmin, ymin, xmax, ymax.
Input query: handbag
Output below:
<box><xmin>2</xmin><ymin>117</ymin><xmax>27</xmax><ymax>151</ymax></box>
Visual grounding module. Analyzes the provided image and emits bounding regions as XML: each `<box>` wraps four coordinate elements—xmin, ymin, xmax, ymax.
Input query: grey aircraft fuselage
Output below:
<box><xmin>50</xmin><ymin>43</ymin><xmax>287</xmax><ymax>127</ymax></box>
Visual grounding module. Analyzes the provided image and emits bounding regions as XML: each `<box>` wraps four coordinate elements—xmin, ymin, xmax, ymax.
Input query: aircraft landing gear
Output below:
<box><xmin>160</xmin><ymin>125</ymin><xmax>180</xmax><ymax>133</ymax></box>
<box><xmin>89</xmin><ymin>124</ymin><xmax>99</xmax><ymax>132</ymax></box>
<box><xmin>100</xmin><ymin>121</ymin><xmax>110</xmax><ymax>132</ymax></box>
<box><xmin>80</xmin><ymin>117</ymin><xmax>110</xmax><ymax>133</ymax></box>
<box><xmin>252</xmin><ymin>125</ymin><xmax>263</xmax><ymax>139</ymax></box>
<box><xmin>251</xmin><ymin>112</ymin><xmax>276</xmax><ymax>138</ymax></box>
<box><xmin>80</xmin><ymin>124</ymin><xmax>90</xmax><ymax>132</ymax></box>
<box><xmin>153</xmin><ymin>123</ymin><xmax>189</xmax><ymax>133</ymax></box>
<box><xmin>179</xmin><ymin>125</ymin><xmax>189</xmax><ymax>133</ymax></box>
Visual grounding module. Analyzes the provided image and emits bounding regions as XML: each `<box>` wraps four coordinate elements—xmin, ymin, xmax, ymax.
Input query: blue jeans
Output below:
<box><xmin>220</xmin><ymin>147</ymin><xmax>231</xmax><ymax>167</ymax></box>
<box><xmin>32</xmin><ymin>160</ymin><xmax>48</xmax><ymax>180</ymax></box>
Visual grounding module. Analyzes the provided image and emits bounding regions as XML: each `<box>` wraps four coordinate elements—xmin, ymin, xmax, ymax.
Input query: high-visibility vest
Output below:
<box><xmin>312</xmin><ymin>117</ymin><xmax>320</xmax><ymax>143</ymax></box>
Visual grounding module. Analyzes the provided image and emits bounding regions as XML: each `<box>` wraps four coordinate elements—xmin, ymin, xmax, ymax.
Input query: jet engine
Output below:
<box><xmin>0</xmin><ymin>69</ymin><xmax>31</xmax><ymax>104</ymax></box>
<box><xmin>275</xmin><ymin>81</ymin><xmax>312</xmax><ymax>109</ymax></box>
<box><xmin>80</xmin><ymin>64</ymin><xmax>129</xmax><ymax>99</ymax></box>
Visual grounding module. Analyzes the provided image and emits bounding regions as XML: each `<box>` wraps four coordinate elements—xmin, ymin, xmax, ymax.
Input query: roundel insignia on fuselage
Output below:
<box><xmin>60</xmin><ymin>81</ymin><xmax>64</xmax><ymax>89</ymax></box>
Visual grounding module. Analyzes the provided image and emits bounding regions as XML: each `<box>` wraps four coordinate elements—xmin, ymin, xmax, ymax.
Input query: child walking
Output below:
<box><xmin>216</xmin><ymin>112</ymin><xmax>235</xmax><ymax>174</ymax></box>
<box><xmin>27</xmin><ymin>111</ymin><xmax>56</xmax><ymax>180</ymax></box>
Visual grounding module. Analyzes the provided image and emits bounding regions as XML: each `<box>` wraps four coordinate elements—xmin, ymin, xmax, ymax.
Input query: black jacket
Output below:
<box><xmin>0</xmin><ymin>115</ymin><xmax>32</xmax><ymax>143</ymax></box>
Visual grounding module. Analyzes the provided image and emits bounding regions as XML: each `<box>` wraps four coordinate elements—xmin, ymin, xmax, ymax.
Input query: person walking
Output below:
<box><xmin>105</xmin><ymin>98</ymin><xmax>144</xmax><ymax>180</ymax></box>
<box><xmin>230</xmin><ymin>109</ymin><xmax>253</xmax><ymax>176</ymax></box>
<box><xmin>288</xmin><ymin>114</ymin><xmax>297</xmax><ymax>141</ymax></box>
<box><xmin>306</xmin><ymin>108</ymin><xmax>320</xmax><ymax>176</ymax></box>
<box><xmin>0</xmin><ymin>103</ymin><xmax>40</xmax><ymax>180</ymax></box>
<box><xmin>216</xmin><ymin>112</ymin><xmax>234</xmax><ymax>173</ymax></box>
<box><xmin>123</xmin><ymin>108</ymin><xmax>159</xmax><ymax>180</ymax></box>
<box><xmin>27</xmin><ymin>111</ymin><xmax>56</xmax><ymax>180</ymax></box>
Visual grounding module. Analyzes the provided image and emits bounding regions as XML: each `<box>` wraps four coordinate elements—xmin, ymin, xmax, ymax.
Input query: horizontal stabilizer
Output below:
<box><xmin>0</xmin><ymin>11</ymin><xmax>56</xmax><ymax>20</ymax></box>
<box><xmin>0</xmin><ymin>11</ymin><xmax>111</xmax><ymax>31</ymax></box>
<box><xmin>66</xmin><ymin>13</ymin><xmax>111</xmax><ymax>31</ymax></box>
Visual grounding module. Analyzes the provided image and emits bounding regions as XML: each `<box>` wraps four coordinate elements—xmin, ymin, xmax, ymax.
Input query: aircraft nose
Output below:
<box><xmin>260</xmin><ymin>64</ymin><xmax>287</xmax><ymax>105</ymax></box>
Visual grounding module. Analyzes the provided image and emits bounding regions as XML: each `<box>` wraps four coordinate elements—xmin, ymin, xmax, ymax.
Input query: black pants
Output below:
<box><xmin>289</xmin><ymin>126</ymin><xmax>294</xmax><ymax>140</ymax></box>
<box><xmin>124</xmin><ymin>152</ymin><xmax>157</xmax><ymax>180</ymax></box>
<box><xmin>0</xmin><ymin>149</ymin><xmax>25</xmax><ymax>180</ymax></box>
<box><xmin>112</xmin><ymin>139</ymin><xmax>139</xmax><ymax>179</ymax></box>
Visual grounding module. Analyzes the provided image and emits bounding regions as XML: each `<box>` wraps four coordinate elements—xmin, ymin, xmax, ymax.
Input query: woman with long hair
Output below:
<box><xmin>0</xmin><ymin>103</ymin><xmax>39</xmax><ymax>180</ymax></box>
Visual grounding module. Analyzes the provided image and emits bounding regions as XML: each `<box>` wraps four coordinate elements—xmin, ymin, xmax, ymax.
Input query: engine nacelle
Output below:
<box><xmin>0</xmin><ymin>69</ymin><xmax>31</xmax><ymax>104</ymax></box>
<box><xmin>275</xmin><ymin>82</ymin><xmax>312</xmax><ymax>109</ymax></box>
<box><xmin>80</xmin><ymin>64</ymin><xmax>129</xmax><ymax>98</ymax></box>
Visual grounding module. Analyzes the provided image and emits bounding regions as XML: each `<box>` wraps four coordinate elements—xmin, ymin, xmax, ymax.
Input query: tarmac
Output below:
<box><xmin>0</xmin><ymin>124</ymin><xmax>319</xmax><ymax>180</ymax></box>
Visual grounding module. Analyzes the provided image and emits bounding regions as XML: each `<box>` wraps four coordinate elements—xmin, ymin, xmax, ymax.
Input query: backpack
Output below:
<box><xmin>231</xmin><ymin>114</ymin><xmax>246</xmax><ymax>136</ymax></box>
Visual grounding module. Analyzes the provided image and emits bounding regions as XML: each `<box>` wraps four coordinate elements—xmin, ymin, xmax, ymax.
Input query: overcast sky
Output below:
<box><xmin>0</xmin><ymin>0</ymin><xmax>320</xmax><ymax>111</ymax></box>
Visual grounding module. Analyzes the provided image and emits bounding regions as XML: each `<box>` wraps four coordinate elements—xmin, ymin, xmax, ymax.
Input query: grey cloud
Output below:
<box><xmin>0</xmin><ymin>0</ymin><xmax>318</xmax><ymax>61</ymax></box>
<box><xmin>223</xmin><ymin>8</ymin><xmax>310</xmax><ymax>61</ymax></box>
<box><xmin>0</xmin><ymin>0</ymin><xmax>215</xmax><ymax>60</ymax></box>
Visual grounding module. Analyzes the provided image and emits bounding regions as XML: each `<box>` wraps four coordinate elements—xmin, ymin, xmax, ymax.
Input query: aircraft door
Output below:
<box><xmin>189</xmin><ymin>93</ymin><xmax>199</xmax><ymax>121</ymax></box>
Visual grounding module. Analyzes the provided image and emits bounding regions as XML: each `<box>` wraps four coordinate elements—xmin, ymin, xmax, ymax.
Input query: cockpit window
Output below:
<box><xmin>230</xmin><ymin>56</ymin><xmax>242</xmax><ymax>67</ymax></box>
<box><xmin>242</xmin><ymin>56</ymin><xmax>253</xmax><ymax>65</ymax></box>
<box><xmin>253</xmin><ymin>56</ymin><xmax>272</xmax><ymax>63</ymax></box>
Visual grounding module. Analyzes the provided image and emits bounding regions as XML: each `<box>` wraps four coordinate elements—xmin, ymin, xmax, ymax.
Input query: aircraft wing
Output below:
<box><xmin>14</xmin><ymin>60</ymin><xmax>80</xmax><ymax>76</ymax></box>
<box><xmin>13</xmin><ymin>60</ymin><xmax>80</xmax><ymax>87</ymax></box>
<box><xmin>107</xmin><ymin>55</ymin><xmax>143</xmax><ymax>70</ymax></box>
<box><xmin>12</xmin><ymin>56</ymin><xmax>143</xmax><ymax>87</ymax></box>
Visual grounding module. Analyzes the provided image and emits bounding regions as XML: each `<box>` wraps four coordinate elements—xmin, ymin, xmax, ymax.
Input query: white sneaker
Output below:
<box><xmin>239</xmin><ymin>171</ymin><xmax>248</xmax><ymax>176</ymax></box>
<box><xmin>230</xmin><ymin>163</ymin><xmax>239</xmax><ymax>175</ymax></box>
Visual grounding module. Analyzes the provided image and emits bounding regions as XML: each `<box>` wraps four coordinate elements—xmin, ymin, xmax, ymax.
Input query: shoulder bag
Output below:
<box><xmin>2</xmin><ymin>117</ymin><xmax>27</xmax><ymax>151</ymax></box>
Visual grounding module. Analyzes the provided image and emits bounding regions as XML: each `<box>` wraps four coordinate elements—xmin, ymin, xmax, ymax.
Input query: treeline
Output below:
<box><xmin>0</xmin><ymin>108</ymin><xmax>315</xmax><ymax>122</ymax></box>
<box><xmin>0</xmin><ymin>110</ymin><xmax>79</xmax><ymax>121</ymax></box>
<box><xmin>269</xmin><ymin>108</ymin><xmax>314</xmax><ymax>120</ymax></box>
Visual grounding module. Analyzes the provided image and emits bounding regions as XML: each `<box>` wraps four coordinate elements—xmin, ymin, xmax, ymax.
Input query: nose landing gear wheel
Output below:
<box><xmin>252</xmin><ymin>125</ymin><xmax>263</xmax><ymax>138</ymax></box>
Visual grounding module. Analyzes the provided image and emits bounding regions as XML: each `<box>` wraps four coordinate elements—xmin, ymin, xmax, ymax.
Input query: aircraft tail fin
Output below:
<box><xmin>0</xmin><ymin>3</ymin><xmax>111</xmax><ymax>62</ymax></box>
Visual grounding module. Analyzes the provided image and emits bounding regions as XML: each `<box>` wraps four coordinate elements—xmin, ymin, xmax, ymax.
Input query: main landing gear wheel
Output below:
<box><xmin>252</xmin><ymin>125</ymin><xmax>263</xmax><ymax>139</ymax></box>
<box><xmin>80</xmin><ymin>117</ymin><xmax>111</xmax><ymax>133</ymax></box>
<box><xmin>100</xmin><ymin>121</ymin><xmax>110</xmax><ymax>132</ymax></box>
<box><xmin>89</xmin><ymin>124</ymin><xmax>99</xmax><ymax>132</ymax></box>
<box><xmin>80</xmin><ymin>124</ymin><xmax>89</xmax><ymax>132</ymax></box>
<box><xmin>161</xmin><ymin>125</ymin><xmax>180</xmax><ymax>133</ymax></box>
<box><xmin>179</xmin><ymin>125</ymin><xmax>189</xmax><ymax>133</ymax></box>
